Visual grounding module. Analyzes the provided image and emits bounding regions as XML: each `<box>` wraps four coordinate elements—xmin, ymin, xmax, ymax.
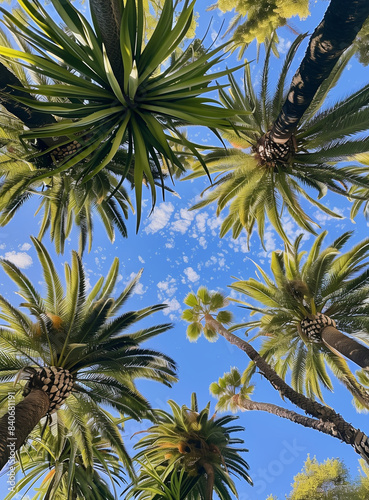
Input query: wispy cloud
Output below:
<box><xmin>145</xmin><ymin>202</ymin><xmax>174</xmax><ymax>234</ymax></box>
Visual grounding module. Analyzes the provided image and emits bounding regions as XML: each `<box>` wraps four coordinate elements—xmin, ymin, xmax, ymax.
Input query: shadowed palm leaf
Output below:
<box><xmin>185</xmin><ymin>36</ymin><xmax>369</xmax><ymax>247</ymax></box>
<box><xmin>229</xmin><ymin>232</ymin><xmax>369</xmax><ymax>408</ymax></box>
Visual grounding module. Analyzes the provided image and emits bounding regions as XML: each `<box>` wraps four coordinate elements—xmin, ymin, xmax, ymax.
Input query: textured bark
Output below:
<box><xmin>321</xmin><ymin>326</ymin><xmax>369</xmax><ymax>369</ymax></box>
<box><xmin>269</xmin><ymin>0</ymin><xmax>369</xmax><ymax>143</ymax></box>
<box><xmin>90</xmin><ymin>0</ymin><xmax>124</xmax><ymax>84</ymax></box>
<box><xmin>236</xmin><ymin>396</ymin><xmax>340</xmax><ymax>437</ymax></box>
<box><xmin>0</xmin><ymin>389</ymin><xmax>50</xmax><ymax>471</ymax></box>
<box><xmin>0</xmin><ymin>62</ymin><xmax>56</xmax><ymax>128</ymax></box>
<box><xmin>204</xmin><ymin>314</ymin><xmax>369</xmax><ymax>463</ymax></box>
<box><xmin>200</xmin><ymin>461</ymin><xmax>215</xmax><ymax>500</ymax></box>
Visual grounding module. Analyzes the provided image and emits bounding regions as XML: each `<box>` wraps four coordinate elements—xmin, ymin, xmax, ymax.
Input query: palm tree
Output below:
<box><xmin>126</xmin><ymin>393</ymin><xmax>252</xmax><ymax>500</ymax></box>
<box><xmin>186</xmin><ymin>35</ymin><xmax>369</xmax><ymax>247</ymax></box>
<box><xmin>210</xmin><ymin>367</ymin><xmax>362</xmax><ymax>443</ymax></box>
<box><xmin>181</xmin><ymin>287</ymin><xmax>369</xmax><ymax>464</ymax></box>
<box><xmin>229</xmin><ymin>231</ymin><xmax>369</xmax><ymax>408</ymax></box>
<box><xmin>0</xmin><ymin>0</ymin><xmax>242</xmax><ymax>227</ymax></box>
<box><xmin>0</xmin><ymin>237</ymin><xmax>177</xmax><ymax>470</ymax></box>
<box><xmin>5</xmin><ymin>414</ymin><xmax>126</xmax><ymax>499</ymax></box>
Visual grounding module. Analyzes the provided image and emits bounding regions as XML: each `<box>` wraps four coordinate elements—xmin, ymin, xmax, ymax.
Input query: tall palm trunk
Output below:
<box><xmin>268</xmin><ymin>0</ymin><xmax>369</xmax><ymax>145</ymax></box>
<box><xmin>204</xmin><ymin>314</ymin><xmax>369</xmax><ymax>463</ymax></box>
<box><xmin>0</xmin><ymin>389</ymin><xmax>50</xmax><ymax>470</ymax></box>
<box><xmin>235</xmin><ymin>396</ymin><xmax>345</xmax><ymax>439</ymax></box>
<box><xmin>321</xmin><ymin>326</ymin><xmax>369</xmax><ymax>369</ymax></box>
<box><xmin>90</xmin><ymin>0</ymin><xmax>124</xmax><ymax>84</ymax></box>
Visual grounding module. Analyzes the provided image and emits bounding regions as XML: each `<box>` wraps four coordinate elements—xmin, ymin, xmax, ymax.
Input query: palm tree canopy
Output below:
<box><xmin>127</xmin><ymin>393</ymin><xmax>252</xmax><ymax>500</ymax></box>
<box><xmin>0</xmin><ymin>0</ymin><xmax>244</xmax><ymax>228</ymax></box>
<box><xmin>229</xmin><ymin>231</ymin><xmax>369</xmax><ymax>405</ymax></box>
<box><xmin>5</xmin><ymin>414</ymin><xmax>126</xmax><ymax>500</ymax></box>
<box><xmin>185</xmin><ymin>35</ymin><xmax>369</xmax><ymax>248</ymax></box>
<box><xmin>0</xmin><ymin>237</ymin><xmax>177</xmax><ymax>468</ymax></box>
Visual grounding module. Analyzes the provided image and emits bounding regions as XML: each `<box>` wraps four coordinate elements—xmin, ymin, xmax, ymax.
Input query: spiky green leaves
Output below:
<box><xmin>182</xmin><ymin>288</ymin><xmax>233</xmax><ymax>342</ymax></box>
<box><xmin>185</xmin><ymin>37</ymin><xmax>369</xmax><ymax>248</ymax></box>
<box><xmin>0</xmin><ymin>237</ymin><xmax>177</xmax><ymax>421</ymax></box>
<box><xmin>229</xmin><ymin>231</ymin><xmax>369</xmax><ymax>405</ymax></box>
<box><xmin>0</xmin><ymin>0</ymin><xmax>243</xmax><ymax>229</ymax></box>
<box><xmin>210</xmin><ymin>367</ymin><xmax>255</xmax><ymax>413</ymax></box>
<box><xmin>127</xmin><ymin>394</ymin><xmax>252</xmax><ymax>499</ymax></box>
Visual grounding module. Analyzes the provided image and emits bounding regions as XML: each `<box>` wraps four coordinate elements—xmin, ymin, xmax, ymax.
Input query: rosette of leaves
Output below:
<box><xmin>229</xmin><ymin>231</ymin><xmax>369</xmax><ymax>408</ymax></box>
<box><xmin>0</xmin><ymin>0</ymin><xmax>243</xmax><ymax>227</ymax></box>
<box><xmin>127</xmin><ymin>393</ymin><xmax>252</xmax><ymax>500</ymax></box>
<box><xmin>182</xmin><ymin>287</ymin><xmax>234</xmax><ymax>343</ymax></box>
<box><xmin>185</xmin><ymin>36</ymin><xmax>369</xmax><ymax>248</ymax></box>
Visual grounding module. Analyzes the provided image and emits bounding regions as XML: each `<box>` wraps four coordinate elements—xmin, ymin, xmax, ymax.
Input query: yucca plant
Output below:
<box><xmin>229</xmin><ymin>231</ymin><xmax>369</xmax><ymax>408</ymax></box>
<box><xmin>0</xmin><ymin>0</ymin><xmax>243</xmax><ymax>227</ymax></box>
<box><xmin>127</xmin><ymin>393</ymin><xmax>252</xmax><ymax>500</ymax></box>
<box><xmin>0</xmin><ymin>237</ymin><xmax>177</xmax><ymax>470</ymax></box>
<box><xmin>5</xmin><ymin>414</ymin><xmax>126</xmax><ymax>500</ymax></box>
<box><xmin>185</xmin><ymin>34</ymin><xmax>369</xmax><ymax>247</ymax></box>
<box><xmin>182</xmin><ymin>288</ymin><xmax>369</xmax><ymax>464</ymax></box>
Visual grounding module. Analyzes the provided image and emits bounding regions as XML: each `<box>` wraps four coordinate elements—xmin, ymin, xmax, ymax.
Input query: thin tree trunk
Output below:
<box><xmin>204</xmin><ymin>314</ymin><xmax>369</xmax><ymax>463</ymax></box>
<box><xmin>0</xmin><ymin>389</ymin><xmax>50</xmax><ymax>471</ymax></box>
<box><xmin>269</xmin><ymin>0</ymin><xmax>369</xmax><ymax>144</ymax></box>
<box><xmin>322</xmin><ymin>326</ymin><xmax>369</xmax><ymax>369</ymax></box>
<box><xmin>199</xmin><ymin>461</ymin><xmax>215</xmax><ymax>500</ymax></box>
<box><xmin>0</xmin><ymin>62</ymin><xmax>56</xmax><ymax>129</ymax></box>
<box><xmin>235</xmin><ymin>396</ymin><xmax>340</xmax><ymax>438</ymax></box>
<box><xmin>90</xmin><ymin>0</ymin><xmax>124</xmax><ymax>84</ymax></box>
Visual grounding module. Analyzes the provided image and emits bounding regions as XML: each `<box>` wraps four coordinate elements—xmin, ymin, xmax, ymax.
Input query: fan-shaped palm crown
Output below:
<box><xmin>0</xmin><ymin>0</ymin><xmax>242</xmax><ymax>227</ymax></box>
<box><xmin>5</xmin><ymin>415</ymin><xmax>126</xmax><ymax>500</ymax></box>
<box><xmin>186</xmin><ymin>36</ymin><xmax>369</xmax><ymax>248</ymax></box>
<box><xmin>128</xmin><ymin>393</ymin><xmax>252</xmax><ymax>500</ymax></box>
<box><xmin>229</xmin><ymin>231</ymin><xmax>369</xmax><ymax>407</ymax></box>
<box><xmin>0</xmin><ymin>237</ymin><xmax>177</xmax><ymax>467</ymax></box>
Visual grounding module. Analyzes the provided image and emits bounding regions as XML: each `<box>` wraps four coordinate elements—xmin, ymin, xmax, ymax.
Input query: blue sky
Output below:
<box><xmin>1</xmin><ymin>0</ymin><xmax>369</xmax><ymax>498</ymax></box>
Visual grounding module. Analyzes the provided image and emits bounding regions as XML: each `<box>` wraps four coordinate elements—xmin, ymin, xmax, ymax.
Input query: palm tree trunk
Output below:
<box><xmin>90</xmin><ymin>0</ymin><xmax>124</xmax><ymax>84</ymax></box>
<box><xmin>269</xmin><ymin>0</ymin><xmax>369</xmax><ymax>144</ymax></box>
<box><xmin>199</xmin><ymin>461</ymin><xmax>215</xmax><ymax>500</ymax></box>
<box><xmin>235</xmin><ymin>396</ymin><xmax>342</xmax><ymax>438</ymax></box>
<box><xmin>0</xmin><ymin>389</ymin><xmax>50</xmax><ymax>471</ymax></box>
<box><xmin>204</xmin><ymin>314</ymin><xmax>369</xmax><ymax>463</ymax></box>
<box><xmin>322</xmin><ymin>326</ymin><xmax>369</xmax><ymax>369</ymax></box>
<box><xmin>0</xmin><ymin>62</ymin><xmax>56</xmax><ymax>129</ymax></box>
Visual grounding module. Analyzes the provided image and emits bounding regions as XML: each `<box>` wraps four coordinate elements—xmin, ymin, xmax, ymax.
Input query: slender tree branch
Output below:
<box><xmin>204</xmin><ymin>314</ymin><xmax>369</xmax><ymax>463</ymax></box>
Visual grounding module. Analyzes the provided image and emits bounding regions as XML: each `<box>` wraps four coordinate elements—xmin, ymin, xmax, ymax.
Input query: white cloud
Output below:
<box><xmin>19</xmin><ymin>243</ymin><xmax>31</xmax><ymax>251</ymax></box>
<box><xmin>157</xmin><ymin>276</ymin><xmax>177</xmax><ymax>301</ymax></box>
<box><xmin>138</xmin><ymin>255</ymin><xmax>145</xmax><ymax>263</ymax></box>
<box><xmin>2</xmin><ymin>251</ymin><xmax>32</xmax><ymax>269</ymax></box>
<box><xmin>0</xmin><ymin>244</ymin><xmax>5</xmax><ymax>250</ymax></box>
<box><xmin>145</xmin><ymin>202</ymin><xmax>174</xmax><ymax>234</ymax></box>
<box><xmin>199</xmin><ymin>236</ymin><xmax>207</xmax><ymax>249</ymax></box>
<box><xmin>170</xmin><ymin>208</ymin><xmax>195</xmax><ymax>234</ymax></box>
<box><xmin>183</xmin><ymin>267</ymin><xmax>200</xmax><ymax>283</ymax></box>
<box><xmin>277</xmin><ymin>37</ymin><xmax>292</xmax><ymax>54</ymax></box>
<box><xmin>162</xmin><ymin>298</ymin><xmax>182</xmax><ymax>319</ymax></box>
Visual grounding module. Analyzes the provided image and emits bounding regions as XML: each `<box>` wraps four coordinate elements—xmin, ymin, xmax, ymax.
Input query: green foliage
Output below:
<box><xmin>182</xmin><ymin>287</ymin><xmax>230</xmax><ymax>342</ymax></box>
<box><xmin>210</xmin><ymin>367</ymin><xmax>255</xmax><ymax>413</ymax></box>
<box><xmin>289</xmin><ymin>455</ymin><xmax>349</xmax><ymax>500</ymax></box>
<box><xmin>211</xmin><ymin>0</ymin><xmax>310</xmax><ymax>56</ymax></box>
<box><xmin>126</xmin><ymin>393</ymin><xmax>252</xmax><ymax>499</ymax></box>
<box><xmin>0</xmin><ymin>237</ymin><xmax>177</xmax><ymax>469</ymax></box>
<box><xmin>185</xmin><ymin>37</ymin><xmax>369</xmax><ymax>248</ymax></box>
<box><xmin>355</xmin><ymin>17</ymin><xmax>369</xmax><ymax>66</ymax></box>
<box><xmin>229</xmin><ymin>232</ymin><xmax>369</xmax><ymax>407</ymax></box>
<box><xmin>5</xmin><ymin>414</ymin><xmax>126</xmax><ymax>499</ymax></box>
<box><xmin>0</xmin><ymin>0</ymin><xmax>242</xmax><ymax>228</ymax></box>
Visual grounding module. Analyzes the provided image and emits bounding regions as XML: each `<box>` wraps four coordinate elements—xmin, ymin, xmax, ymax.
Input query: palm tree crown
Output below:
<box><xmin>0</xmin><ymin>0</ymin><xmax>242</xmax><ymax>227</ymax></box>
<box><xmin>127</xmin><ymin>393</ymin><xmax>252</xmax><ymax>500</ymax></box>
<box><xmin>186</xmin><ymin>36</ymin><xmax>369</xmax><ymax>247</ymax></box>
<box><xmin>0</xmin><ymin>237</ymin><xmax>177</xmax><ymax>468</ymax></box>
<box><xmin>229</xmin><ymin>231</ymin><xmax>369</xmax><ymax>407</ymax></box>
